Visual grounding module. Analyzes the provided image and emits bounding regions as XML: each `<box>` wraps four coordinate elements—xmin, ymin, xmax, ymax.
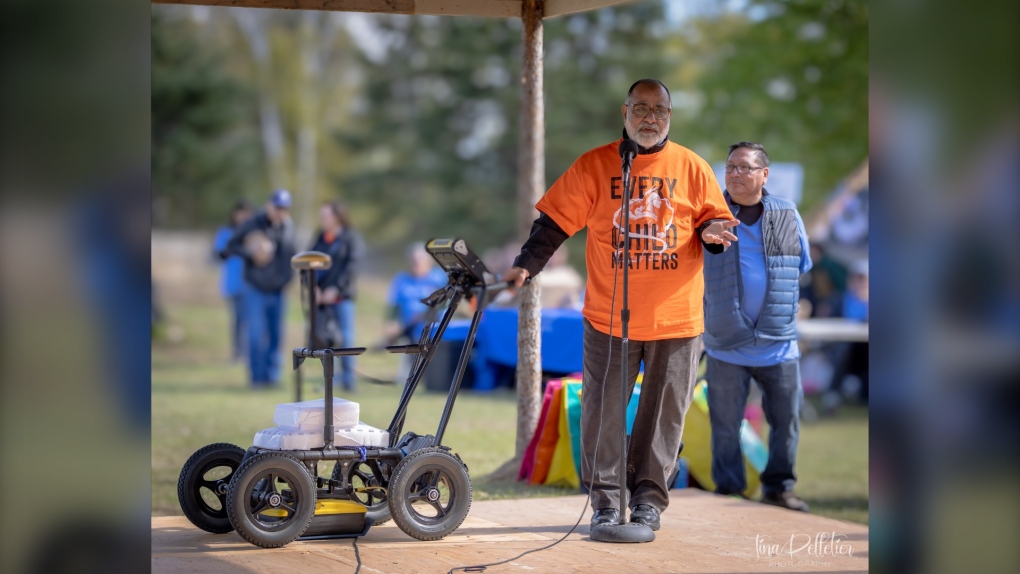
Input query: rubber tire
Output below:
<box><xmin>387</xmin><ymin>448</ymin><xmax>472</xmax><ymax>541</ymax></box>
<box><xmin>177</xmin><ymin>443</ymin><xmax>245</xmax><ymax>534</ymax></box>
<box><xmin>226</xmin><ymin>452</ymin><xmax>316</xmax><ymax>548</ymax></box>
<box><xmin>335</xmin><ymin>459</ymin><xmax>395</xmax><ymax>526</ymax></box>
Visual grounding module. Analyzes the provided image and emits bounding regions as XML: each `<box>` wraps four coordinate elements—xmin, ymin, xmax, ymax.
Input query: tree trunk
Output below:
<box><xmin>296</xmin><ymin>11</ymin><xmax>322</xmax><ymax>237</ymax></box>
<box><xmin>490</xmin><ymin>0</ymin><xmax>545</xmax><ymax>483</ymax></box>
<box><xmin>232</xmin><ymin>8</ymin><xmax>288</xmax><ymax>192</ymax></box>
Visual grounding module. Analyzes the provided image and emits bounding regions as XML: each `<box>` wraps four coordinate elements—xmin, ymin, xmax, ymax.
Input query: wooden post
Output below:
<box><xmin>514</xmin><ymin>0</ymin><xmax>545</xmax><ymax>462</ymax></box>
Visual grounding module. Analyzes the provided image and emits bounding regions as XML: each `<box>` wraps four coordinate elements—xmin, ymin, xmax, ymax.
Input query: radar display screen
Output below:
<box><xmin>425</xmin><ymin>238</ymin><xmax>490</xmax><ymax>284</ymax></box>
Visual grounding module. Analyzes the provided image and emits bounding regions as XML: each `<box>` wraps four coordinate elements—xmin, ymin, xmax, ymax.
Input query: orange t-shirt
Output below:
<box><xmin>536</xmin><ymin>139</ymin><xmax>734</xmax><ymax>340</ymax></box>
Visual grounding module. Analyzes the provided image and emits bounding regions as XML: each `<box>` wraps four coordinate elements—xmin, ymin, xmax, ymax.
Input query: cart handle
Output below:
<box><xmin>485</xmin><ymin>280</ymin><xmax>512</xmax><ymax>292</ymax></box>
<box><xmin>481</xmin><ymin>278</ymin><xmax>529</xmax><ymax>292</ymax></box>
<box><xmin>385</xmin><ymin>345</ymin><xmax>422</xmax><ymax>354</ymax></box>
<box><xmin>292</xmin><ymin>347</ymin><xmax>367</xmax><ymax>359</ymax></box>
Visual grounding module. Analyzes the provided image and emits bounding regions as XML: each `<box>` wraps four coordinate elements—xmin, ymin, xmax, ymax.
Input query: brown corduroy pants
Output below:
<box><xmin>580</xmin><ymin>319</ymin><xmax>700</xmax><ymax>513</ymax></box>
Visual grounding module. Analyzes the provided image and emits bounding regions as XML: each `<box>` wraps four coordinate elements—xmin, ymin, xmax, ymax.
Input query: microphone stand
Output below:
<box><xmin>590</xmin><ymin>141</ymin><xmax>655</xmax><ymax>543</ymax></box>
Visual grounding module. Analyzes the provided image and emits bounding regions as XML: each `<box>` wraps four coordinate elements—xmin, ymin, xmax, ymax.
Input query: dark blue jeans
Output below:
<box><xmin>331</xmin><ymin>300</ymin><xmax>357</xmax><ymax>391</ymax></box>
<box><xmin>228</xmin><ymin>293</ymin><xmax>245</xmax><ymax>361</ymax></box>
<box><xmin>244</xmin><ymin>285</ymin><xmax>284</xmax><ymax>386</ymax></box>
<box><xmin>705</xmin><ymin>356</ymin><xmax>802</xmax><ymax>495</ymax></box>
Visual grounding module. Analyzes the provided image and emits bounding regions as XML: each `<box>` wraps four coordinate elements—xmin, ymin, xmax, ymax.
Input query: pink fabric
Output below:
<box><xmin>518</xmin><ymin>380</ymin><xmax>561</xmax><ymax>481</ymax></box>
<box><xmin>528</xmin><ymin>380</ymin><xmax>564</xmax><ymax>485</ymax></box>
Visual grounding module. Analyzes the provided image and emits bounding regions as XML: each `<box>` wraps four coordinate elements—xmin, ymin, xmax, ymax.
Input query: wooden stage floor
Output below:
<box><xmin>153</xmin><ymin>489</ymin><xmax>868</xmax><ymax>573</ymax></box>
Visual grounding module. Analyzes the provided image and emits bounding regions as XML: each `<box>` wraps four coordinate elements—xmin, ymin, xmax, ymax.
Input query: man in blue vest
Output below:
<box><xmin>702</xmin><ymin>142</ymin><xmax>813</xmax><ymax>511</ymax></box>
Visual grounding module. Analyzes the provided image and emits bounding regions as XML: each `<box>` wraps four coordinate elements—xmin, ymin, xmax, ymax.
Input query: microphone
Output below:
<box><xmin>619</xmin><ymin>138</ymin><xmax>638</xmax><ymax>193</ymax></box>
<box><xmin>619</xmin><ymin>139</ymin><xmax>639</xmax><ymax>162</ymax></box>
<box><xmin>618</xmin><ymin>139</ymin><xmax>639</xmax><ymax>249</ymax></box>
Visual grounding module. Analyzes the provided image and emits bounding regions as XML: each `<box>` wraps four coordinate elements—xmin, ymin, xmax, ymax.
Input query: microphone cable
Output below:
<box><xmin>448</xmin><ymin>243</ymin><xmax>626</xmax><ymax>574</ymax></box>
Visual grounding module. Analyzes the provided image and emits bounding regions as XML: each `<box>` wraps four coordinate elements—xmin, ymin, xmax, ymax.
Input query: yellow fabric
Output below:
<box><xmin>529</xmin><ymin>380</ymin><xmax>564</xmax><ymax>485</ymax></box>
<box><xmin>683</xmin><ymin>380</ymin><xmax>764</xmax><ymax>498</ymax></box>
<box><xmin>544</xmin><ymin>384</ymin><xmax>580</xmax><ymax>489</ymax></box>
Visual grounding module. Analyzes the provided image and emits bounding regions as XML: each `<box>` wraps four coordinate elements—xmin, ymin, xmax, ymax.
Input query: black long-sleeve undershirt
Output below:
<box><xmin>512</xmin><ymin>212</ymin><xmax>570</xmax><ymax>277</ymax></box>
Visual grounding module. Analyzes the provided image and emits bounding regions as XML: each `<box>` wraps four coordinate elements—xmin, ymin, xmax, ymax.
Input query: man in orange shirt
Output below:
<box><xmin>504</xmin><ymin>79</ymin><xmax>738</xmax><ymax>531</ymax></box>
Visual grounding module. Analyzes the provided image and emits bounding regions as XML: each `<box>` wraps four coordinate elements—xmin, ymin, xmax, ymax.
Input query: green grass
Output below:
<box><xmin>788</xmin><ymin>399</ymin><xmax>869</xmax><ymax>523</ymax></box>
<box><xmin>152</xmin><ymin>275</ymin><xmax>867</xmax><ymax>524</ymax></box>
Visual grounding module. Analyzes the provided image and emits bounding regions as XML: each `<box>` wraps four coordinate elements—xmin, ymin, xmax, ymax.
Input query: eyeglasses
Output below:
<box><xmin>724</xmin><ymin>164</ymin><xmax>765</xmax><ymax>175</ymax></box>
<box><xmin>627</xmin><ymin>104</ymin><xmax>671</xmax><ymax>121</ymax></box>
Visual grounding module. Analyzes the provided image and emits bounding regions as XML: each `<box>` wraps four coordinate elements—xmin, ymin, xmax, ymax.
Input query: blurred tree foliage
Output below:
<box><xmin>151</xmin><ymin>8</ymin><xmax>264</xmax><ymax>228</ymax></box>
<box><xmin>152</xmin><ymin>1</ymin><xmax>867</xmax><ymax>267</ymax></box>
<box><xmin>664</xmin><ymin>0</ymin><xmax>869</xmax><ymax>209</ymax></box>
<box><xmin>333</xmin><ymin>2</ymin><xmax>671</xmax><ymax>265</ymax></box>
<box><xmin>330</xmin><ymin>15</ymin><xmax>523</xmax><ymax>252</ymax></box>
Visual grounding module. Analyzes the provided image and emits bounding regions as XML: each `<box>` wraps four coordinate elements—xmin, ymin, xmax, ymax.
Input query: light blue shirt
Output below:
<box><xmin>388</xmin><ymin>267</ymin><xmax>448</xmax><ymax>327</ymax></box>
<box><xmin>706</xmin><ymin>213</ymin><xmax>811</xmax><ymax>367</ymax></box>
<box><xmin>214</xmin><ymin>226</ymin><xmax>246</xmax><ymax>298</ymax></box>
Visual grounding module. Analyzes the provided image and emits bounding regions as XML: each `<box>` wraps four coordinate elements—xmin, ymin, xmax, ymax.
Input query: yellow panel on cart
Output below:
<box><xmin>315</xmin><ymin>499</ymin><xmax>368</xmax><ymax>516</ymax></box>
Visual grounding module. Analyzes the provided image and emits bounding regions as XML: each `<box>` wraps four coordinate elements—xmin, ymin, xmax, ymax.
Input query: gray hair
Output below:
<box><xmin>626</xmin><ymin>78</ymin><xmax>672</xmax><ymax>105</ymax></box>
<box><xmin>407</xmin><ymin>241</ymin><xmax>427</xmax><ymax>258</ymax></box>
<box><xmin>728</xmin><ymin>141</ymin><xmax>770</xmax><ymax>167</ymax></box>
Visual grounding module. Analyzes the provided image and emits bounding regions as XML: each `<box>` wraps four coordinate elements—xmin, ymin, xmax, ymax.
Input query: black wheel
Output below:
<box><xmin>387</xmin><ymin>448</ymin><xmax>472</xmax><ymax>541</ymax></box>
<box><xmin>177</xmin><ymin>443</ymin><xmax>245</xmax><ymax>533</ymax></box>
<box><xmin>335</xmin><ymin>459</ymin><xmax>395</xmax><ymax>525</ymax></box>
<box><xmin>226</xmin><ymin>452</ymin><xmax>316</xmax><ymax>548</ymax></box>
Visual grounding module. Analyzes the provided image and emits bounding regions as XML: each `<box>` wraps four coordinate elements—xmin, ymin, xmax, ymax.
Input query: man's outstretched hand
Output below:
<box><xmin>502</xmin><ymin>266</ymin><xmax>531</xmax><ymax>290</ymax></box>
<box><xmin>702</xmin><ymin>219</ymin><xmax>740</xmax><ymax>247</ymax></box>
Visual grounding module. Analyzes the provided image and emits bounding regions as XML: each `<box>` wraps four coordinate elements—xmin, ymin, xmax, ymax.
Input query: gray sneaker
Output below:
<box><xmin>761</xmin><ymin>491</ymin><xmax>810</xmax><ymax>512</ymax></box>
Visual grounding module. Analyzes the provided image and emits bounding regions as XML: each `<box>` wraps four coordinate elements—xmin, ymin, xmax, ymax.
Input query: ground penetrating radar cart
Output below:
<box><xmin>177</xmin><ymin>239</ymin><xmax>513</xmax><ymax>548</ymax></box>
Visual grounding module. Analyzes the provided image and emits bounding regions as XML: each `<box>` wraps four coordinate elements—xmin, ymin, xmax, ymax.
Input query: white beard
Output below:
<box><xmin>627</xmin><ymin>125</ymin><xmax>662</xmax><ymax>149</ymax></box>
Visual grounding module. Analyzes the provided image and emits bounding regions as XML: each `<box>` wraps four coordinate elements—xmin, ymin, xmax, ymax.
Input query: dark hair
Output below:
<box><xmin>626</xmin><ymin>79</ymin><xmax>671</xmax><ymax>105</ymax></box>
<box><xmin>327</xmin><ymin>200</ymin><xmax>352</xmax><ymax>229</ymax></box>
<box><xmin>229</xmin><ymin>198</ymin><xmax>252</xmax><ymax>227</ymax></box>
<box><xmin>727</xmin><ymin>141</ymin><xmax>770</xmax><ymax>167</ymax></box>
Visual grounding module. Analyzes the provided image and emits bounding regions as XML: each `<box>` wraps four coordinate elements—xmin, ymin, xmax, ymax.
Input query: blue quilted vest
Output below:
<box><xmin>703</xmin><ymin>191</ymin><xmax>803</xmax><ymax>350</ymax></box>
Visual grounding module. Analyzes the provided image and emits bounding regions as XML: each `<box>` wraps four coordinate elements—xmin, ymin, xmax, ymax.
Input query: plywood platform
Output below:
<box><xmin>153</xmin><ymin>489</ymin><xmax>868</xmax><ymax>573</ymax></box>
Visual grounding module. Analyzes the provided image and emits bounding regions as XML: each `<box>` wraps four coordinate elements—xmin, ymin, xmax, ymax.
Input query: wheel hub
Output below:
<box><xmin>425</xmin><ymin>488</ymin><xmax>441</xmax><ymax>503</ymax></box>
<box><xmin>215</xmin><ymin>481</ymin><xmax>228</xmax><ymax>496</ymax></box>
<box><xmin>267</xmin><ymin>492</ymin><xmax>283</xmax><ymax>507</ymax></box>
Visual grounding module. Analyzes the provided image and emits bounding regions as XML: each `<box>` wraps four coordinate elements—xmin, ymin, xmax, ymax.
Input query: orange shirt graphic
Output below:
<box><xmin>536</xmin><ymin>139</ymin><xmax>734</xmax><ymax>340</ymax></box>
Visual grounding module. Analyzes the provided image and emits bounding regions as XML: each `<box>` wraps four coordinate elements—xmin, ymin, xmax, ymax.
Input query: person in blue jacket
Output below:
<box><xmin>702</xmin><ymin>142</ymin><xmax>813</xmax><ymax>512</ymax></box>
<box><xmin>308</xmin><ymin>200</ymin><xmax>365</xmax><ymax>392</ymax></box>
<box><xmin>213</xmin><ymin>199</ymin><xmax>253</xmax><ymax>362</ymax></box>
<box><xmin>383</xmin><ymin>243</ymin><xmax>448</xmax><ymax>341</ymax></box>
<box><xmin>382</xmin><ymin>243</ymin><xmax>448</xmax><ymax>385</ymax></box>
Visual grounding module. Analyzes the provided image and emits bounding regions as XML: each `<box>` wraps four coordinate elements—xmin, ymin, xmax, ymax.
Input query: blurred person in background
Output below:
<box><xmin>702</xmin><ymin>142</ymin><xmax>813</xmax><ymax>512</ymax></box>
<box><xmin>308</xmin><ymin>200</ymin><xmax>365</xmax><ymax>392</ymax></box>
<box><xmin>843</xmin><ymin>259</ymin><xmax>869</xmax><ymax>322</ymax></box>
<box><xmin>800</xmin><ymin>242</ymin><xmax>847</xmax><ymax>318</ymax></box>
<box><xmin>382</xmin><ymin>242</ymin><xmax>448</xmax><ymax>385</ymax></box>
<box><xmin>482</xmin><ymin>242</ymin><xmax>521</xmax><ymax>279</ymax></box>
<box><xmin>538</xmin><ymin>244</ymin><xmax>583</xmax><ymax>309</ymax></box>
<box><xmin>212</xmin><ymin>199</ymin><xmax>253</xmax><ymax>362</ymax></box>
<box><xmin>823</xmin><ymin>259</ymin><xmax>870</xmax><ymax>412</ymax></box>
<box><xmin>220</xmin><ymin>189</ymin><xmax>297</xmax><ymax>388</ymax></box>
